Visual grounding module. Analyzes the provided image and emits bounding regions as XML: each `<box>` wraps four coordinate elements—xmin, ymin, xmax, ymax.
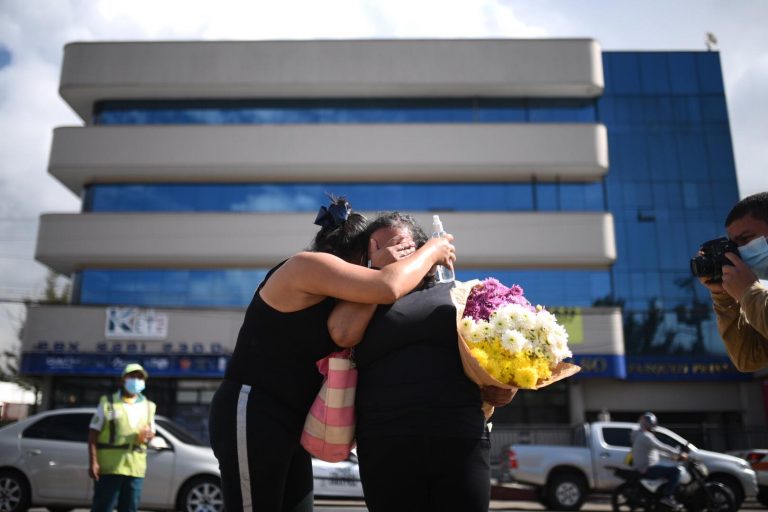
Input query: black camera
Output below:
<box><xmin>689</xmin><ymin>237</ymin><xmax>740</xmax><ymax>282</ymax></box>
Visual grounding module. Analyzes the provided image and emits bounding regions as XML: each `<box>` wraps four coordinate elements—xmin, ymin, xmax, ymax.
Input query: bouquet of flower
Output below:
<box><xmin>450</xmin><ymin>278</ymin><xmax>580</xmax><ymax>393</ymax></box>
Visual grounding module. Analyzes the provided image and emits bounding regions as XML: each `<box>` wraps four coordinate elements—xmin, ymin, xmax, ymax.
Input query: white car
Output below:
<box><xmin>728</xmin><ymin>448</ymin><xmax>768</xmax><ymax>507</ymax></box>
<box><xmin>312</xmin><ymin>450</ymin><xmax>364</xmax><ymax>498</ymax></box>
<box><xmin>0</xmin><ymin>408</ymin><xmax>362</xmax><ymax>512</ymax></box>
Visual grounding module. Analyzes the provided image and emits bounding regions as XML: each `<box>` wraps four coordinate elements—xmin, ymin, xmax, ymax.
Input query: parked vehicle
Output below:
<box><xmin>610</xmin><ymin>447</ymin><xmax>735</xmax><ymax>512</ymax></box>
<box><xmin>312</xmin><ymin>450</ymin><xmax>364</xmax><ymax>498</ymax></box>
<box><xmin>499</xmin><ymin>421</ymin><xmax>757</xmax><ymax>511</ymax></box>
<box><xmin>728</xmin><ymin>448</ymin><xmax>768</xmax><ymax>507</ymax></box>
<box><xmin>0</xmin><ymin>408</ymin><xmax>362</xmax><ymax>512</ymax></box>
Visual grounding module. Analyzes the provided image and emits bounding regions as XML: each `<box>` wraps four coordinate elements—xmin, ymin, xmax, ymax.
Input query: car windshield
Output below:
<box><xmin>156</xmin><ymin>417</ymin><xmax>205</xmax><ymax>446</ymax></box>
<box><xmin>655</xmin><ymin>430</ymin><xmax>697</xmax><ymax>451</ymax></box>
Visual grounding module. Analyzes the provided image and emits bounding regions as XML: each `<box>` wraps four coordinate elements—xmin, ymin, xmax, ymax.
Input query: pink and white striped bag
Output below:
<box><xmin>300</xmin><ymin>349</ymin><xmax>357</xmax><ymax>462</ymax></box>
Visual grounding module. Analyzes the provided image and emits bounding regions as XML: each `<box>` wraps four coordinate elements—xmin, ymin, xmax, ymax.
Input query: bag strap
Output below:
<box><xmin>108</xmin><ymin>392</ymin><xmax>116</xmax><ymax>446</ymax></box>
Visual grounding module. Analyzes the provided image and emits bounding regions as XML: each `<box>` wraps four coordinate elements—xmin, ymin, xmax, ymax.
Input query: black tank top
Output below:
<box><xmin>225</xmin><ymin>262</ymin><xmax>339</xmax><ymax>421</ymax></box>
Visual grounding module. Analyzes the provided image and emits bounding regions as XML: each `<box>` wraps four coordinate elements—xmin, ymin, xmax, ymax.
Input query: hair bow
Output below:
<box><xmin>314</xmin><ymin>201</ymin><xmax>351</xmax><ymax>229</ymax></box>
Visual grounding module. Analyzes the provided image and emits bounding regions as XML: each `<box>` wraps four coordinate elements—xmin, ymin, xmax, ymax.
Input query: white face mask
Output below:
<box><xmin>738</xmin><ymin>235</ymin><xmax>768</xmax><ymax>280</ymax></box>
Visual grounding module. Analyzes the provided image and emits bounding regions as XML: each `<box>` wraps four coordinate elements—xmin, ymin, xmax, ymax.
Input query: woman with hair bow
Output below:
<box><xmin>208</xmin><ymin>196</ymin><xmax>456</xmax><ymax>512</ymax></box>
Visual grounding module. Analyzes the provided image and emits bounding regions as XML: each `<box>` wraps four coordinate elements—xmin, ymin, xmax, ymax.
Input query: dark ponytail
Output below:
<box><xmin>309</xmin><ymin>196</ymin><xmax>369</xmax><ymax>264</ymax></box>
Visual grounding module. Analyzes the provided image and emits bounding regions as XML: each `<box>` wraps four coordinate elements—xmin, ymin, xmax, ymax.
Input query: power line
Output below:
<box><xmin>0</xmin><ymin>298</ymin><xmax>35</xmax><ymax>304</ymax></box>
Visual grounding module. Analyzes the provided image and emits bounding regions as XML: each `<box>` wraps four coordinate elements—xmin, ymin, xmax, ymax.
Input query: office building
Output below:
<box><xmin>23</xmin><ymin>39</ymin><xmax>766</xmax><ymax>445</ymax></box>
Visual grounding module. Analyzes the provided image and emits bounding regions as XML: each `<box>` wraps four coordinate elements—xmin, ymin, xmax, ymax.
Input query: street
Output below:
<box><xmin>28</xmin><ymin>497</ymin><xmax>766</xmax><ymax>512</ymax></box>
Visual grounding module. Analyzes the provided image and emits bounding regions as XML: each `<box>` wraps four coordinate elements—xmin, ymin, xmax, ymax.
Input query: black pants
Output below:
<box><xmin>209</xmin><ymin>379</ymin><xmax>313</xmax><ymax>512</ymax></box>
<box><xmin>357</xmin><ymin>434</ymin><xmax>491</xmax><ymax>512</ymax></box>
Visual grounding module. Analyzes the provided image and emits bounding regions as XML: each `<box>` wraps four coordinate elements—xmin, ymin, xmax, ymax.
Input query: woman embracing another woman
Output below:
<box><xmin>208</xmin><ymin>197</ymin><xmax>455</xmax><ymax>512</ymax></box>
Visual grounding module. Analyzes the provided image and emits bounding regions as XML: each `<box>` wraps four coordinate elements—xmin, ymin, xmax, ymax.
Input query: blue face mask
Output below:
<box><xmin>738</xmin><ymin>235</ymin><xmax>768</xmax><ymax>280</ymax></box>
<box><xmin>124</xmin><ymin>378</ymin><xmax>146</xmax><ymax>395</ymax></box>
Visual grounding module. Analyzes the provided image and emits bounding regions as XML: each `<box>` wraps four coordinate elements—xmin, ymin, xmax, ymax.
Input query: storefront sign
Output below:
<box><xmin>31</xmin><ymin>340</ymin><xmax>225</xmax><ymax>355</ymax></box>
<box><xmin>105</xmin><ymin>307</ymin><xmax>168</xmax><ymax>339</ymax></box>
<box><xmin>625</xmin><ymin>355</ymin><xmax>751</xmax><ymax>381</ymax></box>
<box><xmin>570</xmin><ymin>354</ymin><xmax>626</xmax><ymax>379</ymax></box>
<box><xmin>21</xmin><ymin>352</ymin><xmax>230</xmax><ymax>377</ymax></box>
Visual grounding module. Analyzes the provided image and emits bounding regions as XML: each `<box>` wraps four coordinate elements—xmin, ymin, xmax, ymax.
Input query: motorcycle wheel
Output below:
<box><xmin>611</xmin><ymin>482</ymin><xmax>648</xmax><ymax>512</ymax></box>
<box><xmin>702</xmin><ymin>482</ymin><xmax>736</xmax><ymax>512</ymax></box>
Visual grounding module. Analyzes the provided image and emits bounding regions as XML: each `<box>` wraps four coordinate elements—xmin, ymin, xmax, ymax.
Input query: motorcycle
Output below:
<box><xmin>610</xmin><ymin>452</ymin><xmax>736</xmax><ymax>512</ymax></box>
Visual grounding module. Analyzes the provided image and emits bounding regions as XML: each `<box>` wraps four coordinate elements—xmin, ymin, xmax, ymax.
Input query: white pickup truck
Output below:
<box><xmin>498</xmin><ymin>421</ymin><xmax>757</xmax><ymax>511</ymax></box>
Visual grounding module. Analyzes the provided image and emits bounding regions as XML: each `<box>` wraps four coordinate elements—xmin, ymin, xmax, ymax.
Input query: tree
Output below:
<box><xmin>0</xmin><ymin>271</ymin><xmax>70</xmax><ymax>406</ymax></box>
<box><xmin>42</xmin><ymin>270</ymin><xmax>71</xmax><ymax>304</ymax></box>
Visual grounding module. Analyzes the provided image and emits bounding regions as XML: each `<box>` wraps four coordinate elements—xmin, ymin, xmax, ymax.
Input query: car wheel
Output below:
<box><xmin>545</xmin><ymin>472</ymin><xmax>587</xmax><ymax>511</ymax></box>
<box><xmin>611</xmin><ymin>483</ymin><xmax>643</xmax><ymax>512</ymax></box>
<box><xmin>0</xmin><ymin>469</ymin><xmax>31</xmax><ymax>512</ymax></box>
<box><xmin>703</xmin><ymin>482</ymin><xmax>736</xmax><ymax>512</ymax></box>
<box><xmin>707</xmin><ymin>475</ymin><xmax>743</xmax><ymax>510</ymax></box>
<box><xmin>177</xmin><ymin>475</ymin><xmax>224</xmax><ymax>512</ymax></box>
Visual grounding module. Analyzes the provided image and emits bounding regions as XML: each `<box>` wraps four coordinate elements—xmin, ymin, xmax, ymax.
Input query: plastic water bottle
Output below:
<box><xmin>432</xmin><ymin>215</ymin><xmax>455</xmax><ymax>283</ymax></box>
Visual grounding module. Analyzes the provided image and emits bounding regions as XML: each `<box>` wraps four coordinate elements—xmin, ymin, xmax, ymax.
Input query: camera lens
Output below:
<box><xmin>690</xmin><ymin>256</ymin><xmax>714</xmax><ymax>277</ymax></box>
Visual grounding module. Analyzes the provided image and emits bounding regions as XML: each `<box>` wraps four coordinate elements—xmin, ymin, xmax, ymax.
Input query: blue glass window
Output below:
<box><xmin>667</xmin><ymin>53</ymin><xmax>699</xmax><ymax>94</ymax></box>
<box><xmin>84</xmin><ymin>183</ymin><xmax>605</xmax><ymax>213</ymax></box>
<box><xmin>527</xmin><ymin>99</ymin><xmax>597</xmax><ymax>122</ymax></box>
<box><xmin>604</xmin><ymin>53</ymin><xmax>642</xmax><ymax>94</ymax></box>
<box><xmin>94</xmin><ymin>98</ymin><xmax>598</xmax><ymax>125</ymax></box>
<box><xmin>601</xmin><ymin>51</ymin><xmax>739</xmax><ymax>360</ymax></box>
<box><xmin>77</xmin><ymin>269</ymin><xmax>267</xmax><ymax>308</ymax></box>
<box><xmin>638</xmin><ymin>53</ymin><xmax>671</xmax><ymax>95</ymax></box>
<box><xmin>700</xmin><ymin>96</ymin><xmax>729</xmax><ymax>123</ymax></box>
<box><xmin>76</xmin><ymin>268</ymin><xmax>612</xmax><ymax>309</ymax></box>
<box><xmin>695</xmin><ymin>53</ymin><xmax>725</xmax><ymax>94</ymax></box>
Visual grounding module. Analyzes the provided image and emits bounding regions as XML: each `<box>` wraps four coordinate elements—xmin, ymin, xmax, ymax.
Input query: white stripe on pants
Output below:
<box><xmin>236</xmin><ymin>384</ymin><xmax>252</xmax><ymax>512</ymax></box>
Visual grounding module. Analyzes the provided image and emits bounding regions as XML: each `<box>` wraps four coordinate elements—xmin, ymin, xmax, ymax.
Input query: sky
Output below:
<box><xmin>0</xmin><ymin>0</ymin><xmax>766</xmax><ymax>357</ymax></box>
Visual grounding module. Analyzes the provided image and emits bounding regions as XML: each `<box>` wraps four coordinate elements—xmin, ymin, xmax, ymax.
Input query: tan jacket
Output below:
<box><xmin>711</xmin><ymin>281</ymin><xmax>768</xmax><ymax>371</ymax></box>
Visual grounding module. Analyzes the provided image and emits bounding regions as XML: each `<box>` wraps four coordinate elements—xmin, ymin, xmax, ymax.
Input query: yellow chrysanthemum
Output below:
<box><xmin>514</xmin><ymin>367</ymin><xmax>538</xmax><ymax>389</ymax></box>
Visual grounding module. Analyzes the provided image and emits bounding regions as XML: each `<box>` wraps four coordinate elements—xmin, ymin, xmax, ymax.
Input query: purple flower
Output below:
<box><xmin>463</xmin><ymin>277</ymin><xmax>535</xmax><ymax>321</ymax></box>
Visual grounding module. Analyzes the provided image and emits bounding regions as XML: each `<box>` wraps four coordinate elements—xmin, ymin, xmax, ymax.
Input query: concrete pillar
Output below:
<box><xmin>569</xmin><ymin>382</ymin><xmax>586</xmax><ymax>424</ymax></box>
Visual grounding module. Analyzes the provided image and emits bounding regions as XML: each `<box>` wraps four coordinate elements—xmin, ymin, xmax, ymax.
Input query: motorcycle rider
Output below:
<box><xmin>631</xmin><ymin>412</ymin><xmax>687</xmax><ymax>510</ymax></box>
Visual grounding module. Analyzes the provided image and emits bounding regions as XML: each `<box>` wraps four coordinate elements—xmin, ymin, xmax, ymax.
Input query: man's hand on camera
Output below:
<box><xmin>698</xmin><ymin>274</ymin><xmax>725</xmax><ymax>295</ymax></box>
<box><xmin>721</xmin><ymin>252</ymin><xmax>758</xmax><ymax>301</ymax></box>
<box><xmin>695</xmin><ymin>249</ymin><xmax>726</xmax><ymax>295</ymax></box>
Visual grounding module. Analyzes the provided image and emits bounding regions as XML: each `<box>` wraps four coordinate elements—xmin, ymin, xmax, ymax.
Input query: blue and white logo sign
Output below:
<box><xmin>105</xmin><ymin>307</ymin><xmax>168</xmax><ymax>339</ymax></box>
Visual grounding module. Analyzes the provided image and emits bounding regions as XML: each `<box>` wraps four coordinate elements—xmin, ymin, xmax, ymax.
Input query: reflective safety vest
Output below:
<box><xmin>95</xmin><ymin>391</ymin><xmax>157</xmax><ymax>478</ymax></box>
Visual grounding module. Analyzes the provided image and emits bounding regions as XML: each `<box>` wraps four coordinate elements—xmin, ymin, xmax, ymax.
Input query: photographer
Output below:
<box><xmin>696</xmin><ymin>192</ymin><xmax>768</xmax><ymax>371</ymax></box>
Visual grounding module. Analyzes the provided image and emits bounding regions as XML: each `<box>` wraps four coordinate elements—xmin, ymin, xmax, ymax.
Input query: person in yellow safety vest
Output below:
<box><xmin>88</xmin><ymin>363</ymin><xmax>157</xmax><ymax>512</ymax></box>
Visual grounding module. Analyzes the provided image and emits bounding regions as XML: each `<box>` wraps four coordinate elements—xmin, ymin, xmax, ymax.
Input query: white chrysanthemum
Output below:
<box><xmin>549</xmin><ymin>336</ymin><xmax>572</xmax><ymax>362</ymax></box>
<box><xmin>501</xmin><ymin>329</ymin><xmax>527</xmax><ymax>354</ymax></box>
<box><xmin>546</xmin><ymin>326</ymin><xmax>568</xmax><ymax>345</ymax></box>
<box><xmin>469</xmin><ymin>324</ymin><xmax>484</xmax><ymax>343</ymax></box>
<box><xmin>535</xmin><ymin>310</ymin><xmax>558</xmax><ymax>332</ymax></box>
<box><xmin>478</xmin><ymin>320</ymin><xmax>493</xmax><ymax>340</ymax></box>
<box><xmin>518</xmin><ymin>309</ymin><xmax>538</xmax><ymax>331</ymax></box>
<box><xmin>460</xmin><ymin>317</ymin><xmax>474</xmax><ymax>338</ymax></box>
<box><xmin>468</xmin><ymin>320</ymin><xmax>492</xmax><ymax>343</ymax></box>
<box><xmin>499</xmin><ymin>304</ymin><xmax>534</xmax><ymax>331</ymax></box>
<box><xmin>489</xmin><ymin>310</ymin><xmax>509</xmax><ymax>332</ymax></box>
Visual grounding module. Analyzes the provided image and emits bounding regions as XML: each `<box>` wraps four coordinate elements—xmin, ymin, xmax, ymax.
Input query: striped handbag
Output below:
<box><xmin>300</xmin><ymin>349</ymin><xmax>357</xmax><ymax>462</ymax></box>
